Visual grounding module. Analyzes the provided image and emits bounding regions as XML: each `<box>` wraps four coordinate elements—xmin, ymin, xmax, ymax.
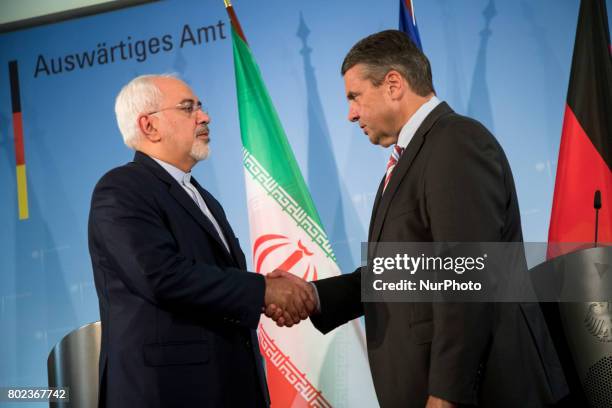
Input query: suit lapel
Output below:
<box><xmin>134</xmin><ymin>152</ymin><xmax>236</xmax><ymax>265</ymax></box>
<box><xmin>369</xmin><ymin>102</ymin><xmax>453</xmax><ymax>244</ymax></box>
<box><xmin>191</xmin><ymin>177</ymin><xmax>247</xmax><ymax>268</ymax></box>
<box><xmin>368</xmin><ymin>176</ymin><xmax>386</xmax><ymax>242</ymax></box>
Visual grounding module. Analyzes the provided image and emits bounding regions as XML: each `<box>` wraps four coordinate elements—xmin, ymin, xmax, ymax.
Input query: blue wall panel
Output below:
<box><xmin>0</xmin><ymin>0</ymin><xmax>610</xmax><ymax>402</ymax></box>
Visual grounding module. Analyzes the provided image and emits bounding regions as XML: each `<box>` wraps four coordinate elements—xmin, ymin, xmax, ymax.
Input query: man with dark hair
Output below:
<box><xmin>340</xmin><ymin>29</ymin><xmax>434</xmax><ymax>96</ymax></box>
<box><xmin>270</xmin><ymin>30</ymin><xmax>568</xmax><ymax>407</ymax></box>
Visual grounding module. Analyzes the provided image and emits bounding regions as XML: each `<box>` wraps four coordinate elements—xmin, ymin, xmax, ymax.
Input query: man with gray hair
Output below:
<box><xmin>88</xmin><ymin>74</ymin><xmax>315</xmax><ymax>407</ymax></box>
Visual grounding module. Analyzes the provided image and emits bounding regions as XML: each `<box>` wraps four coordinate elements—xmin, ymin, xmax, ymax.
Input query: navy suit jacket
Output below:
<box><xmin>88</xmin><ymin>151</ymin><xmax>269</xmax><ymax>407</ymax></box>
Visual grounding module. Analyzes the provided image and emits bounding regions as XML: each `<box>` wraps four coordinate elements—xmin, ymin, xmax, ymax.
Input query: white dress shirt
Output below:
<box><xmin>396</xmin><ymin>95</ymin><xmax>442</xmax><ymax>149</ymax></box>
<box><xmin>152</xmin><ymin>157</ymin><xmax>231</xmax><ymax>253</ymax></box>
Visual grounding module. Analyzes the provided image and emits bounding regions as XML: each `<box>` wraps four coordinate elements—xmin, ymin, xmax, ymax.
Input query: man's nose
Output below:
<box><xmin>348</xmin><ymin>104</ymin><xmax>359</xmax><ymax>122</ymax></box>
<box><xmin>196</xmin><ymin>108</ymin><xmax>210</xmax><ymax>124</ymax></box>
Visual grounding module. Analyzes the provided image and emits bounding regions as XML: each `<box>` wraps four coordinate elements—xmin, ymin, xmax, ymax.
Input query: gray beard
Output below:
<box><xmin>190</xmin><ymin>139</ymin><xmax>209</xmax><ymax>161</ymax></box>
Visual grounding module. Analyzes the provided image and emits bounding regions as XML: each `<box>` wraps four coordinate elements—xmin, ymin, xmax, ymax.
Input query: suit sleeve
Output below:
<box><xmin>309</xmin><ymin>267</ymin><xmax>364</xmax><ymax>334</ymax></box>
<box><xmin>423</xmin><ymin>119</ymin><xmax>506</xmax><ymax>404</ymax></box>
<box><xmin>89</xmin><ymin>171</ymin><xmax>265</xmax><ymax>330</ymax></box>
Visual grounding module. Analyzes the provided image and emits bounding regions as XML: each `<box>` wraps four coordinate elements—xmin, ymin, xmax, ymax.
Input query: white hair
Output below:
<box><xmin>114</xmin><ymin>73</ymin><xmax>177</xmax><ymax>149</ymax></box>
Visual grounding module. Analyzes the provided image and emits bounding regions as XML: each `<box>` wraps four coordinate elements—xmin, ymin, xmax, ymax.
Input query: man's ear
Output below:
<box><xmin>138</xmin><ymin>114</ymin><xmax>161</xmax><ymax>142</ymax></box>
<box><xmin>385</xmin><ymin>70</ymin><xmax>405</xmax><ymax>100</ymax></box>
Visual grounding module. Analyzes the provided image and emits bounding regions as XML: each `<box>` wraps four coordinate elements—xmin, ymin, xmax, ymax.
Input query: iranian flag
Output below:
<box><xmin>225</xmin><ymin>2</ymin><xmax>377</xmax><ymax>407</ymax></box>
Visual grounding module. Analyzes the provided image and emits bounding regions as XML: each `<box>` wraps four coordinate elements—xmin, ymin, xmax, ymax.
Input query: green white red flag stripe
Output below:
<box><xmin>226</xmin><ymin>2</ymin><xmax>377</xmax><ymax>406</ymax></box>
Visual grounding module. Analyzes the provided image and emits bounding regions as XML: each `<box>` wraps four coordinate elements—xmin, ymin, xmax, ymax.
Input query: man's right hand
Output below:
<box><xmin>263</xmin><ymin>269</ymin><xmax>316</xmax><ymax>327</ymax></box>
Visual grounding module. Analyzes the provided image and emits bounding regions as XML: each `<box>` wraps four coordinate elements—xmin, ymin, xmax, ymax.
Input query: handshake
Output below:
<box><xmin>263</xmin><ymin>270</ymin><xmax>318</xmax><ymax>327</ymax></box>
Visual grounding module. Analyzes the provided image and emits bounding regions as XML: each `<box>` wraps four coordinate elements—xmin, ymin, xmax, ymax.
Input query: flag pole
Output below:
<box><xmin>223</xmin><ymin>0</ymin><xmax>248</xmax><ymax>44</ymax></box>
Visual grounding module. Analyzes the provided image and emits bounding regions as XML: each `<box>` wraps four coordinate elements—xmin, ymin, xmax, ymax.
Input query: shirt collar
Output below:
<box><xmin>396</xmin><ymin>95</ymin><xmax>441</xmax><ymax>149</ymax></box>
<box><xmin>151</xmin><ymin>157</ymin><xmax>191</xmax><ymax>184</ymax></box>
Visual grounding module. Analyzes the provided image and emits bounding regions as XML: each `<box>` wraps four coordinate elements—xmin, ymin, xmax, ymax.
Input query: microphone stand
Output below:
<box><xmin>594</xmin><ymin>190</ymin><xmax>601</xmax><ymax>248</ymax></box>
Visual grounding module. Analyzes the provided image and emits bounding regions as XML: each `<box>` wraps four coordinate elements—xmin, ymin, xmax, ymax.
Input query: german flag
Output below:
<box><xmin>548</xmin><ymin>0</ymin><xmax>612</xmax><ymax>250</ymax></box>
<box><xmin>9</xmin><ymin>60</ymin><xmax>29</xmax><ymax>220</ymax></box>
<box><xmin>545</xmin><ymin>2</ymin><xmax>611</xmax><ymax>404</ymax></box>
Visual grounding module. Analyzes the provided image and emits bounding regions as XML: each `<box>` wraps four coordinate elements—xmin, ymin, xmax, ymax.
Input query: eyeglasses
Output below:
<box><xmin>147</xmin><ymin>100</ymin><xmax>206</xmax><ymax>116</ymax></box>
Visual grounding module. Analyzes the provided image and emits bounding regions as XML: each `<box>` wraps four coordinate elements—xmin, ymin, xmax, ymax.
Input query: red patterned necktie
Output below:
<box><xmin>383</xmin><ymin>144</ymin><xmax>405</xmax><ymax>193</ymax></box>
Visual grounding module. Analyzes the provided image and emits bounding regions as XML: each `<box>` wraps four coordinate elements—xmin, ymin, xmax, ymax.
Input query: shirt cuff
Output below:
<box><xmin>309</xmin><ymin>282</ymin><xmax>321</xmax><ymax>313</ymax></box>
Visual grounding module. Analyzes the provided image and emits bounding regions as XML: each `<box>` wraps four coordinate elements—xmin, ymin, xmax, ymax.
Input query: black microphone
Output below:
<box><xmin>594</xmin><ymin>190</ymin><xmax>601</xmax><ymax>246</ymax></box>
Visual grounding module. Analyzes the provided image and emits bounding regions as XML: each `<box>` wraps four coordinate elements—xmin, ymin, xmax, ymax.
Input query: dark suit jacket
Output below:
<box><xmin>311</xmin><ymin>103</ymin><xmax>568</xmax><ymax>407</ymax></box>
<box><xmin>88</xmin><ymin>151</ymin><xmax>269</xmax><ymax>408</ymax></box>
